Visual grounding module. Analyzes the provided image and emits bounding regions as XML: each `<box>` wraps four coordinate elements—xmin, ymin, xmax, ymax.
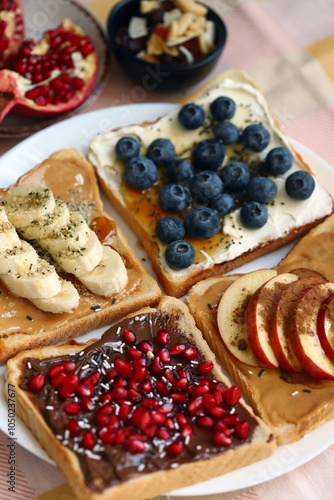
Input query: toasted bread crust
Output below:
<box><xmin>5</xmin><ymin>297</ymin><xmax>275</xmax><ymax>500</ymax></box>
<box><xmin>0</xmin><ymin>149</ymin><xmax>161</xmax><ymax>364</ymax></box>
<box><xmin>90</xmin><ymin>69</ymin><xmax>333</xmax><ymax>298</ymax></box>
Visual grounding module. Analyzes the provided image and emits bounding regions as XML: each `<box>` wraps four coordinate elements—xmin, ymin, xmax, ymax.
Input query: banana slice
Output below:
<box><xmin>43</xmin><ymin>211</ymin><xmax>90</xmax><ymax>254</ymax></box>
<box><xmin>1</xmin><ymin>184</ymin><xmax>55</xmax><ymax>227</ymax></box>
<box><xmin>1</xmin><ymin>258</ymin><xmax>62</xmax><ymax>299</ymax></box>
<box><xmin>52</xmin><ymin>230</ymin><xmax>103</xmax><ymax>276</ymax></box>
<box><xmin>78</xmin><ymin>245</ymin><xmax>128</xmax><ymax>297</ymax></box>
<box><xmin>0</xmin><ymin>240</ymin><xmax>39</xmax><ymax>275</ymax></box>
<box><xmin>17</xmin><ymin>199</ymin><xmax>71</xmax><ymax>240</ymax></box>
<box><xmin>30</xmin><ymin>279</ymin><xmax>79</xmax><ymax>314</ymax></box>
<box><xmin>0</xmin><ymin>207</ymin><xmax>21</xmax><ymax>249</ymax></box>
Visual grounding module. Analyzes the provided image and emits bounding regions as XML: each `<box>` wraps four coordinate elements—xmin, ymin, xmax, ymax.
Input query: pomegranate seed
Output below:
<box><xmin>128</xmin><ymin>379</ymin><xmax>139</xmax><ymax>390</ymax></box>
<box><xmin>99</xmin><ymin>392</ymin><xmax>113</xmax><ymax>403</ymax></box>
<box><xmin>119</xmin><ymin>404</ymin><xmax>131</xmax><ymax>420</ymax></box>
<box><xmin>34</xmin><ymin>95</ymin><xmax>47</xmax><ymax>106</ymax></box>
<box><xmin>58</xmin><ymin>387</ymin><xmax>74</xmax><ymax>399</ymax></box>
<box><xmin>139</xmin><ymin>340</ymin><xmax>153</xmax><ymax>353</ymax></box>
<box><xmin>208</xmin><ymin>407</ymin><xmax>225</xmax><ymax>419</ymax></box>
<box><xmin>140</xmin><ymin>380</ymin><xmax>152</xmax><ymax>393</ymax></box>
<box><xmin>95</xmin><ymin>414</ymin><xmax>109</xmax><ymax>427</ymax></box>
<box><xmin>157</xmin><ymin>348</ymin><xmax>170</xmax><ymax>363</ymax></box>
<box><xmin>127</xmin><ymin>434</ymin><xmax>145</xmax><ymax>442</ymax></box>
<box><xmin>170</xmin><ymin>392</ymin><xmax>187</xmax><ymax>403</ymax></box>
<box><xmin>73</xmin><ymin>77</ymin><xmax>84</xmax><ymax>89</ymax></box>
<box><xmin>109</xmin><ymin>414</ymin><xmax>120</xmax><ymax>430</ymax></box>
<box><xmin>167</xmin><ymin>441</ymin><xmax>184</xmax><ymax>457</ymax></box>
<box><xmin>151</xmin><ymin>411</ymin><xmax>167</xmax><ymax>426</ymax></box>
<box><xmin>169</xmin><ymin>343</ymin><xmax>185</xmax><ymax>356</ymax></box>
<box><xmin>82</xmin><ymin>432</ymin><xmax>95</xmax><ymax>450</ymax></box>
<box><xmin>163</xmin><ymin>369</ymin><xmax>176</xmax><ymax>384</ymax></box>
<box><xmin>177</xmin><ymin>369</ymin><xmax>189</xmax><ymax>379</ymax></box>
<box><xmin>133</xmin><ymin>358</ymin><xmax>147</xmax><ymax>382</ymax></box>
<box><xmin>99</xmin><ymin>428</ymin><xmax>115</xmax><ymax>444</ymax></box>
<box><xmin>106</xmin><ymin>367</ymin><xmax>117</xmax><ymax>380</ymax></box>
<box><xmin>115</xmin><ymin>358</ymin><xmax>133</xmax><ymax>378</ymax></box>
<box><xmin>198</xmin><ymin>378</ymin><xmax>210</xmax><ymax>386</ymax></box>
<box><xmin>160</xmin><ymin>403</ymin><xmax>173</xmax><ymax>414</ymax></box>
<box><xmin>28</xmin><ymin>373</ymin><xmax>45</xmax><ymax>392</ymax></box>
<box><xmin>62</xmin><ymin>361</ymin><xmax>76</xmax><ymax>373</ymax></box>
<box><xmin>214</xmin><ymin>420</ymin><xmax>232</xmax><ymax>436</ymax></box>
<box><xmin>226</xmin><ymin>386</ymin><xmax>242</xmax><ymax>407</ymax></box>
<box><xmin>76</xmin><ymin>384</ymin><xmax>92</xmax><ymax>398</ymax></box>
<box><xmin>155</xmin><ymin>380</ymin><xmax>170</xmax><ymax>395</ymax></box>
<box><xmin>183</xmin><ymin>347</ymin><xmax>198</xmax><ymax>360</ymax></box>
<box><xmin>123</xmin><ymin>329</ymin><xmax>136</xmax><ymax>344</ymax></box>
<box><xmin>191</xmin><ymin>384</ymin><xmax>210</xmax><ymax>397</ymax></box>
<box><xmin>213</xmin><ymin>390</ymin><xmax>223</xmax><ymax>406</ymax></box>
<box><xmin>128</xmin><ymin>389</ymin><xmax>142</xmax><ymax>402</ymax></box>
<box><xmin>128</xmin><ymin>347</ymin><xmax>142</xmax><ymax>359</ymax></box>
<box><xmin>114</xmin><ymin>429</ymin><xmax>126</xmax><ymax>444</ymax></box>
<box><xmin>173</xmin><ymin>377</ymin><xmax>188</xmax><ymax>391</ymax></box>
<box><xmin>156</xmin><ymin>329</ymin><xmax>170</xmax><ymax>345</ymax></box>
<box><xmin>114</xmin><ymin>377</ymin><xmax>127</xmax><ymax>388</ymax></box>
<box><xmin>66</xmin><ymin>419</ymin><xmax>81</xmax><ymax>436</ymax></box>
<box><xmin>89</xmin><ymin>371</ymin><xmax>101</xmax><ymax>385</ymax></box>
<box><xmin>213</xmin><ymin>431</ymin><xmax>232</xmax><ymax>447</ymax></box>
<box><xmin>197</xmin><ymin>361</ymin><xmax>214</xmax><ymax>375</ymax></box>
<box><xmin>165</xmin><ymin>418</ymin><xmax>174</xmax><ymax>430</ymax></box>
<box><xmin>132</xmin><ymin>407</ymin><xmax>151</xmax><ymax>430</ymax></box>
<box><xmin>25</xmin><ymin>88</ymin><xmax>39</xmax><ymax>100</ymax></box>
<box><xmin>99</xmin><ymin>404</ymin><xmax>114</xmax><ymax>416</ymax></box>
<box><xmin>113</xmin><ymin>387</ymin><xmax>128</xmax><ymax>399</ymax></box>
<box><xmin>235</xmin><ymin>421</ymin><xmax>250</xmax><ymax>439</ymax></box>
<box><xmin>203</xmin><ymin>394</ymin><xmax>216</xmax><ymax>409</ymax></box>
<box><xmin>175</xmin><ymin>412</ymin><xmax>187</xmax><ymax>425</ymax></box>
<box><xmin>81</xmin><ymin>397</ymin><xmax>95</xmax><ymax>412</ymax></box>
<box><xmin>197</xmin><ymin>416</ymin><xmax>213</xmax><ymax>427</ymax></box>
<box><xmin>142</xmin><ymin>398</ymin><xmax>159</xmax><ymax>408</ymax></box>
<box><xmin>64</xmin><ymin>374</ymin><xmax>79</xmax><ymax>390</ymax></box>
<box><xmin>144</xmin><ymin>423</ymin><xmax>157</xmax><ymax>438</ymax></box>
<box><xmin>152</xmin><ymin>356</ymin><xmax>163</xmax><ymax>373</ymax></box>
<box><xmin>187</xmin><ymin>397</ymin><xmax>203</xmax><ymax>415</ymax></box>
<box><xmin>180</xmin><ymin>423</ymin><xmax>193</xmax><ymax>438</ymax></box>
<box><xmin>48</xmin><ymin>364</ymin><xmax>64</xmax><ymax>378</ymax></box>
<box><xmin>126</xmin><ymin>439</ymin><xmax>145</xmax><ymax>453</ymax></box>
<box><xmin>51</xmin><ymin>372</ymin><xmax>67</xmax><ymax>388</ymax></box>
<box><xmin>155</xmin><ymin>428</ymin><xmax>170</xmax><ymax>440</ymax></box>
<box><xmin>64</xmin><ymin>402</ymin><xmax>80</xmax><ymax>415</ymax></box>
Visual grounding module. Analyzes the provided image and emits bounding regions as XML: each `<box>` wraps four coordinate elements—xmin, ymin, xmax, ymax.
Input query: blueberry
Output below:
<box><xmin>165</xmin><ymin>240</ymin><xmax>195</xmax><ymax>270</ymax></box>
<box><xmin>189</xmin><ymin>171</ymin><xmax>223</xmax><ymax>203</ymax></box>
<box><xmin>115</xmin><ymin>136</ymin><xmax>140</xmax><ymax>162</ymax></box>
<box><xmin>123</xmin><ymin>156</ymin><xmax>158</xmax><ymax>190</ymax></box>
<box><xmin>166</xmin><ymin>158</ymin><xmax>194</xmax><ymax>183</ymax></box>
<box><xmin>266</xmin><ymin>147</ymin><xmax>293</xmax><ymax>175</ymax></box>
<box><xmin>240</xmin><ymin>201</ymin><xmax>268</xmax><ymax>229</ymax></box>
<box><xmin>156</xmin><ymin>216</ymin><xmax>185</xmax><ymax>243</ymax></box>
<box><xmin>159</xmin><ymin>184</ymin><xmax>189</xmax><ymax>213</ymax></box>
<box><xmin>192</xmin><ymin>139</ymin><xmax>225</xmax><ymax>171</ymax></box>
<box><xmin>219</xmin><ymin>161</ymin><xmax>250</xmax><ymax>191</ymax></box>
<box><xmin>285</xmin><ymin>171</ymin><xmax>315</xmax><ymax>200</ymax></box>
<box><xmin>210</xmin><ymin>193</ymin><xmax>235</xmax><ymax>215</ymax></box>
<box><xmin>214</xmin><ymin>121</ymin><xmax>240</xmax><ymax>144</ymax></box>
<box><xmin>147</xmin><ymin>138</ymin><xmax>175</xmax><ymax>165</ymax></box>
<box><xmin>178</xmin><ymin>103</ymin><xmax>205</xmax><ymax>130</ymax></box>
<box><xmin>241</xmin><ymin>124</ymin><xmax>270</xmax><ymax>152</ymax></box>
<box><xmin>210</xmin><ymin>96</ymin><xmax>236</xmax><ymax>121</ymax></box>
<box><xmin>184</xmin><ymin>207</ymin><xmax>220</xmax><ymax>239</ymax></box>
<box><xmin>247</xmin><ymin>176</ymin><xmax>277</xmax><ymax>203</ymax></box>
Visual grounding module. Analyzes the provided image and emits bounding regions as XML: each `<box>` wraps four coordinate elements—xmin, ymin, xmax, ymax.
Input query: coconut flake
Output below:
<box><xmin>129</xmin><ymin>17</ymin><xmax>148</xmax><ymax>39</ymax></box>
<box><xmin>179</xmin><ymin>45</ymin><xmax>195</xmax><ymax>65</ymax></box>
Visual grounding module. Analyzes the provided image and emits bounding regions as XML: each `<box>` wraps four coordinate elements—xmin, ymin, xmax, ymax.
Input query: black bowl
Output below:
<box><xmin>107</xmin><ymin>0</ymin><xmax>227</xmax><ymax>91</ymax></box>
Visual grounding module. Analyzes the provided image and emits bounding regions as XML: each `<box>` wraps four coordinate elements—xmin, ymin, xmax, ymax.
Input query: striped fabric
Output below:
<box><xmin>1</xmin><ymin>0</ymin><xmax>334</xmax><ymax>499</ymax></box>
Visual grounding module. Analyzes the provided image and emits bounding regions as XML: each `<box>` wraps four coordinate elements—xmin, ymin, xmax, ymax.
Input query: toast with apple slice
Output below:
<box><xmin>186</xmin><ymin>215</ymin><xmax>334</xmax><ymax>443</ymax></box>
<box><xmin>88</xmin><ymin>69</ymin><xmax>333</xmax><ymax>298</ymax></box>
<box><xmin>0</xmin><ymin>149</ymin><xmax>161</xmax><ymax>364</ymax></box>
<box><xmin>4</xmin><ymin>297</ymin><xmax>275</xmax><ymax>500</ymax></box>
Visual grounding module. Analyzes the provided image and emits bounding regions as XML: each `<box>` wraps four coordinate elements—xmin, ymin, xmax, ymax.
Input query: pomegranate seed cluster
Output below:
<box><xmin>10</xmin><ymin>24</ymin><xmax>94</xmax><ymax>106</ymax></box>
<box><xmin>27</xmin><ymin>317</ymin><xmax>250</xmax><ymax>468</ymax></box>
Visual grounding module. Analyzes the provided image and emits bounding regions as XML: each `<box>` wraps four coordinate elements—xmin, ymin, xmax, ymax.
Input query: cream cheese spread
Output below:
<box><xmin>88</xmin><ymin>77</ymin><xmax>333</xmax><ymax>277</ymax></box>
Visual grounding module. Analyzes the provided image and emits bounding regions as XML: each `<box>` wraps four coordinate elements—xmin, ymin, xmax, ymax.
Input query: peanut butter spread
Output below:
<box><xmin>0</xmin><ymin>156</ymin><xmax>146</xmax><ymax>359</ymax></box>
<box><xmin>188</xmin><ymin>277</ymin><xmax>334</xmax><ymax>429</ymax></box>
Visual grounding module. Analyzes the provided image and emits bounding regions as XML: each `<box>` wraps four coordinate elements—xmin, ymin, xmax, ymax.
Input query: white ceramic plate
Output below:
<box><xmin>0</xmin><ymin>103</ymin><xmax>333</xmax><ymax>496</ymax></box>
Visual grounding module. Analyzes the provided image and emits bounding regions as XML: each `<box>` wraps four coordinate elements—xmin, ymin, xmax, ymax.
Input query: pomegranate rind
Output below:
<box><xmin>0</xmin><ymin>0</ymin><xmax>24</xmax><ymax>69</ymax></box>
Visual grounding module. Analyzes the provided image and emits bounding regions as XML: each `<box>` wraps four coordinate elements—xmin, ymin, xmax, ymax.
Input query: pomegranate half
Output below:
<box><xmin>0</xmin><ymin>18</ymin><xmax>98</xmax><ymax>121</ymax></box>
<box><xmin>0</xmin><ymin>0</ymin><xmax>24</xmax><ymax>69</ymax></box>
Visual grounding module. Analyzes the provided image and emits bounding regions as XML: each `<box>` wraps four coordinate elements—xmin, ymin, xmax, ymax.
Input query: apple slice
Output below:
<box><xmin>270</xmin><ymin>277</ymin><xmax>323</xmax><ymax>373</ymax></box>
<box><xmin>217</xmin><ymin>269</ymin><xmax>277</xmax><ymax>366</ymax></box>
<box><xmin>317</xmin><ymin>292</ymin><xmax>334</xmax><ymax>362</ymax></box>
<box><xmin>246</xmin><ymin>273</ymin><xmax>299</xmax><ymax>368</ymax></box>
<box><xmin>289</xmin><ymin>283</ymin><xmax>334</xmax><ymax>379</ymax></box>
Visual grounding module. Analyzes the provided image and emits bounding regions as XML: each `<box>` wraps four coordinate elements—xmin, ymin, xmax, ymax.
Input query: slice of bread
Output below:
<box><xmin>88</xmin><ymin>69</ymin><xmax>333</xmax><ymax>298</ymax></box>
<box><xmin>186</xmin><ymin>215</ymin><xmax>334</xmax><ymax>444</ymax></box>
<box><xmin>0</xmin><ymin>149</ymin><xmax>161</xmax><ymax>364</ymax></box>
<box><xmin>4</xmin><ymin>296</ymin><xmax>275</xmax><ymax>500</ymax></box>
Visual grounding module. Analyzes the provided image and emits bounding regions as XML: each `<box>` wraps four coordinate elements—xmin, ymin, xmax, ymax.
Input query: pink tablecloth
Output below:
<box><xmin>1</xmin><ymin>0</ymin><xmax>334</xmax><ymax>499</ymax></box>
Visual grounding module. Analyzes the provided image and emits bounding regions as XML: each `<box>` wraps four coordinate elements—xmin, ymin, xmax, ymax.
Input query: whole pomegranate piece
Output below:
<box><xmin>0</xmin><ymin>0</ymin><xmax>24</xmax><ymax>69</ymax></box>
<box><xmin>0</xmin><ymin>18</ymin><xmax>98</xmax><ymax>121</ymax></box>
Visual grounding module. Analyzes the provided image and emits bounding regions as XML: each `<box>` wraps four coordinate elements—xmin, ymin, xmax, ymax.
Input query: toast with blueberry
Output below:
<box><xmin>0</xmin><ymin>149</ymin><xmax>161</xmax><ymax>363</ymax></box>
<box><xmin>5</xmin><ymin>297</ymin><xmax>275</xmax><ymax>500</ymax></box>
<box><xmin>88</xmin><ymin>69</ymin><xmax>333</xmax><ymax>297</ymax></box>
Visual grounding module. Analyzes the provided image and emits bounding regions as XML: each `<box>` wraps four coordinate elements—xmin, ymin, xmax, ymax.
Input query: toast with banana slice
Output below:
<box><xmin>0</xmin><ymin>149</ymin><xmax>161</xmax><ymax>364</ymax></box>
